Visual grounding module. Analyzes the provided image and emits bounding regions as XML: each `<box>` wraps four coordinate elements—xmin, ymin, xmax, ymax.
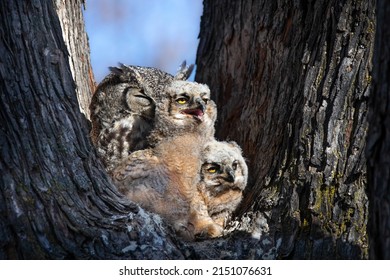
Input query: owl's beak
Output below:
<box><xmin>181</xmin><ymin>108</ymin><xmax>204</xmax><ymax>121</ymax></box>
<box><xmin>195</xmin><ymin>98</ymin><xmax>206</xmax><ymax>113</ymax></box>
<box><xmin>181</xmin><ymin>98</ymin><xmax>206</xmax><ymax>121</ymax></box>
<box><xmin>226</xmin><ymin>167</ymin><xmax>235</xmax><ymax>183</ymax></box>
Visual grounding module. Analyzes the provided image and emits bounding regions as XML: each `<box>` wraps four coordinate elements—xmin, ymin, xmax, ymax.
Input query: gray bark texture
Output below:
<box><xmin>367</xmin><ymin>0</ymin><xmax>390</xmax><ymax>260</ymax></box>
<box><xmin>196</xmin><ymin>0</ymin><xmax>374</xmax><ymax>259</ymax></box>
<box><xmin>54</xmin><ymin>0</ymin><xmax>95</xmax><ymax>119</ymax></box>
<box><xmin>0</xmin><ymin>0</ymin><xmax>379</xmax><ymax>260</ymax></box>
<box><xmin>0</xmin><ymin>0</ymin><xmax>184</xmax><ymax>259</ymax></box>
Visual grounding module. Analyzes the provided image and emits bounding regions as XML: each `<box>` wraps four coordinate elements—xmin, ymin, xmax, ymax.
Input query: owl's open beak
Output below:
<box><xmin>181</xmin><ymin>106</ymin><xmax>205</xmax><ymax>121</ymax></box>
<box><xmin>181</xmin><ymin>98</ymin><xmax>206</xmax><ymax>121</ymax></box>
<box><xmin>183</xmin><ymin>108</ymin><xmax>203</xmax><ymax>115</ymax></box>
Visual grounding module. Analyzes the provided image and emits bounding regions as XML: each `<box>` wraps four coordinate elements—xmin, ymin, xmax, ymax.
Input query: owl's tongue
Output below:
<box><xmin>182</xmin><ymin>108</ymin><xmax>204</xmax><ymax>120</ymax></box>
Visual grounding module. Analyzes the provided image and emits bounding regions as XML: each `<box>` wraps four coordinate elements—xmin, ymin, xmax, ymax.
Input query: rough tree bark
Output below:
<box><xmin>0</xmin><ymin>0</ymin><xmax>377</xmax><ymax>260</ymax></box>
<box><xmin>0</xmin><ymin>0</ymin><xmax>269</xmax><ymax>260</ymax></box>
<box><xmin>196</xmin><ymin>0</ymin><xmax>374</xmax><ymax>259</ymax></box>
<box><xmin>0</xmin><ymin>0</ymin><xmax>184</xmax><ymax>259</ymax></box>
<box><xmin>54</xmin><ymin>0</ymin><xmax>95</xmax><ymax>119</ymax></box>
<box><xmin>367</xmin><ymin>0</ymin><xmax>390</xmax><ymax>260</ymax></box>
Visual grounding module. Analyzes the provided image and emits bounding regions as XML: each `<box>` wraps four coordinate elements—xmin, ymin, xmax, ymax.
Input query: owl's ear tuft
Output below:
<box><xmin>174</xmin><ymin>60</ymin><xmax>194</xmax><ymax>81</ymax></box>
<box><xmin>109</xmin><ymin>63</ymin><xmax>145</xmax><ymax>86</ymax></box>
<box><xmin>108</xmin><ymin>62</ymin><xmax>130</xmax><ymax>77</ymax></box>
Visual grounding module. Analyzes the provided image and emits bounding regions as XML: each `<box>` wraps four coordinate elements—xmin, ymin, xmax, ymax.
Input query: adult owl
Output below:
<box><xmin>198</xmin><ymin>140</ymin><xmax>248</xmax><ymax>228</ymax></box>
<box><xmin>89</xmin><ymin>62</ymin><xmax>194</xmax><ymax>172</ymax></box>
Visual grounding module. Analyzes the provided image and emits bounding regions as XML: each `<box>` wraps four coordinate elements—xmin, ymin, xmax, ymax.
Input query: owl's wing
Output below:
<box><xmin>113</xmin><ymin>149</ymin><xmax>176</xmax><ymax>219</ymax></box>
<box><xmin>111</xmin><ymin>149</ymin><xmax>169</xmax><ymax>197</ymax></box>
<box><xmin>111</xmin><ymin>149</ymin><xmax>192</xmax><ymax>233</ymax></box>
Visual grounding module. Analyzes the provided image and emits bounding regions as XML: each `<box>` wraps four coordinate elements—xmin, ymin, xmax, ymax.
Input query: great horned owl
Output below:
<box><xmin>112</xmin><ymin>133</ymin><xmax>223</xmax><ymax>240</ymax></box>
<box><xmin>147</xmin><ymin>79</ymin><xmax>217</xmax><ymax>146</ymax></box>
<box><xmin>198</xmin><ymin>140</ymin><xmax>248</xmax><ymax>228</ymax></box>
<box><xmin>111</xmin><ymin>79</ymin><xmax>221</xmax><ymax>240</ymax></box>
<box><xmin>89</xmin><ymin>62</ymin><xmax>194</xmax><ymax>172</ymax></box>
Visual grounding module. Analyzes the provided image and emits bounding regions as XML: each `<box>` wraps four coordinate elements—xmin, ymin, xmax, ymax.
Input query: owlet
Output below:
<box><xmin>198</xmin><ymin>140</ymin><xmax>248</xmax><ymax>228</ymax></box>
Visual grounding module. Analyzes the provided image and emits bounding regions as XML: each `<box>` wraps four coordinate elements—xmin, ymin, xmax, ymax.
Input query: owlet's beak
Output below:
<box><xmin>225</xmin><ymin>167</ymin><xmax>235</xmax><ymax>183</ymax></box>
<box><xmin>181</xmin><ymin>98</ymin><xmax>206</xmax><ymax>121</ymax></box>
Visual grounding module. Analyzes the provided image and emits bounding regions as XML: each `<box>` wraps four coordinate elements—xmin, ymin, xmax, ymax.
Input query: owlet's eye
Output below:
<box><xmin>207</xmin><ymin>165</ymin><xmax>219</xmax><ymax>173</ymax></box>
<box><xmin>232</xmin><ymin>161</ymin><xmax>238</xmax><ymax>170</ymax></box>
<box><xmin>176</xmin><ymin>97</ymin><xmax>187</xmax><ymax>104</ymax></box>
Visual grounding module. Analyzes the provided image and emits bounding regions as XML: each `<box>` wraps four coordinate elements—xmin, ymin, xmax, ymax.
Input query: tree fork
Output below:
<box><xmin>0</xmin><ymin>0</ymin><xmax>378</xmax><ymax>259</ymax></box>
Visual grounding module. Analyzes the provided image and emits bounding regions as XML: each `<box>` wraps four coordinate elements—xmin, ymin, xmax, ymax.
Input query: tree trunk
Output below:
<box><xmin>367</xmin><ymin>0</ymin><xmax>390</xmax><ymax>260</ymax></box>
<box><xmin>196</xmin><ymin>0</ymin><xmax>374</xmax><ymax>259</ymax></box>
<box><xmin>0</xmin><ymin>0</ymin><xmax>183</xmax><ymax>259</ymax></box>
<box><xmin>0</xmin><ymin>0</ymin><xmax>377</xmax><ymax>260</ymax></box>
<box><xmin>54</xmin><ymin>0</ymin><xmax>95</xmax><ymax>119</ymax></box>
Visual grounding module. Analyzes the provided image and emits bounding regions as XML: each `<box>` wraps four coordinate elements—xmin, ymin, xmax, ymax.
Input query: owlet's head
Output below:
<box><xmin>200</xmin><ymin>140</ymin><xmax>248</xmax><ymax>194</ymax></box>
<box><xmin>160</xmin><ymin>80</ymin><xmax>217</xmax><ymax>134</ymax></box>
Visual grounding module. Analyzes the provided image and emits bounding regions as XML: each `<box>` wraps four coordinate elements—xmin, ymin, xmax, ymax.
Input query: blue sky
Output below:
<box><xmin>83</xmin><ymin>0</ymin><xmax>203</xmax><ymax>82</ymax></box>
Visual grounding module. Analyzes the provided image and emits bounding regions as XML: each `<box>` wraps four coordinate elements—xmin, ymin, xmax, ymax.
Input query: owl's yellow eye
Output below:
<box><xmin>176</xmin><ymin>98</ymin><xmax>187</xmax><ymax>104</ymax></box>
<box><xmin>208</xmin><ymin>167</ymin><xmax>217</xmax><ymax>173</ymax></box>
